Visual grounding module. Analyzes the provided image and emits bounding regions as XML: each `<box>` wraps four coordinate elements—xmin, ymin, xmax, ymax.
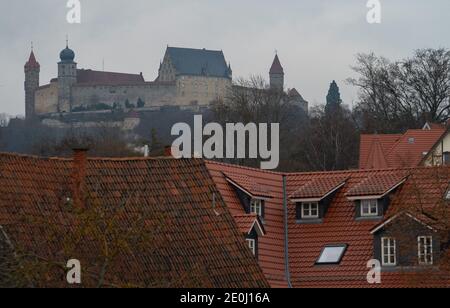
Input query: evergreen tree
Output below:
<box><xmin>325</xmin><ymin>80</ymin><xmax>342</xmax><ymax>114</ymax></box>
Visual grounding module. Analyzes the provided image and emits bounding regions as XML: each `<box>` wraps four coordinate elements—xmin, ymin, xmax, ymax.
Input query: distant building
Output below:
<box><xmin>24</xmin><ymin>44</ymin><xmax>309</xmax><ymax>122</ymax></box>
<box><xmin>359</xmin><ymin>122</ymin><xmax>450</xmax><ymax>169</ymax></box>
<box><xmin>25</xmin><ymin>44</ymin><xmax>233</xmax><ymax>118</ymax></box>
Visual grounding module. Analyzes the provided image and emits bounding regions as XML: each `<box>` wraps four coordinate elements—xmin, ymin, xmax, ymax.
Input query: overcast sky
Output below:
<box><xmin>1</xmin><ymin>0</ymin><xmax>449</xmax><ymax>116</ymax></box>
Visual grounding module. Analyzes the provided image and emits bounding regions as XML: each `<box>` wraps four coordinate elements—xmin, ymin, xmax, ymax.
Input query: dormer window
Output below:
<box><xmin>301</xmin><ymin>202</ymin><xmax>319</xmax><ymax>219</ymax></box>
<box><xmin>361</xmin><ymin>199</ymin><xmax>379</xmax><ymax>217</ymax></box>
<box><xmin>250</xmin><ymin>199</ymin><xmax>263</xmax><ymax>217</ymax></box>
<box><xmin>418</xmin><ymin>236</ymin><xmax>433</xmax><ymax>265</ymax></box>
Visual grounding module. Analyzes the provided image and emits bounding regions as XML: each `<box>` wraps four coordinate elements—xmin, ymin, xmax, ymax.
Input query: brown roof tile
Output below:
<box><xmin>0</xmin><ymin>153</ymin><xmax>269</xmax><ymax>288</ymax></box>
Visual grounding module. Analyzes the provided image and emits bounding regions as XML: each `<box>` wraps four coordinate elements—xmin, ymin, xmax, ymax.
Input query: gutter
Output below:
<box><xmin>282</xmin><ymin>175</ymin><xmax>293</xmax><ymax>288</ymax></box>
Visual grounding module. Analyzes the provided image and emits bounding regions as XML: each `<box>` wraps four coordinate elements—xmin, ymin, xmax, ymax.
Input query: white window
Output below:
<box><xmin>361</xmin><ymin>199</ymin><xmax>379</xmax><ymax>217</ymax></box>
<box><xmin>381</xmin><ymin>237</ymin><xmax>397</xmax><ymax>266</ymax></box>
<box><xmin>446</xmin><ymin>189</ymin><xmax>450</xmax><ymax>201</ymax></box>
<box><xmin>418</xmin><ymin>236</ymin><xmax>433</xmax><ymax>265</ymax></box>
<box><xmin>302</xmin><ymin>202</ymin><xmax>319</xmax><ymax>219</ymax></box>
<box><xmin>250</xmin><ymin>199</ymin><xmax>263</xmax><ymax>217</ymax></box>
<box><xmin>246</xmin><ymin>239</ymin><xmax>256</xmax><ymax>256</ymax></box>
<box><xmin>317</xmin><ymin>245</ymin><xmax>347</xmax><ymax>264</ymax></box>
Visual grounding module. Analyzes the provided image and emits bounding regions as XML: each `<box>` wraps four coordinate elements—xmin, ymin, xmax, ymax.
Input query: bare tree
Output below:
<box><xmin>211</xmin><ymin>75</ymin><xmax>308</xmax><ymax>170</ymax></box>
<box><xmin>348</xmin><ymin>49</ymin><xmax>450</xmax><ymax>133</ymax></box>
<box><xmin>293</xmin><ymin>105</ymin><xmax>359</xmax><ymax>171</ymax></box>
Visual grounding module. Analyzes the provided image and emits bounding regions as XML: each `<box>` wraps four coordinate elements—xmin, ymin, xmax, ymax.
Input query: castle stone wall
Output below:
<box><xmin>176</xmin><ymin>76</ymin><xmax>231</xmax><ymax>106</ymax></box>
<box><xmin>71</xmin><ymin>83</ymin><xmax>178</xmax><ymax>109</ymax></box>
<box><xmin>35</xmin><ymin>82</ymin><xmax>58</xmax><ymax>114</ymax></box>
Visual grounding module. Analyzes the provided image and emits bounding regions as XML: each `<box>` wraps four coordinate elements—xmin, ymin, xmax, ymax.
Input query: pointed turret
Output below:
<box><xmin>25</xmin><ymin>50</ymin><xmax>40</xmax><ymax>69</ymax></box>
<box><xmin>269</xmin><ymin>54</ymin><xmax>284</xmax><ymax>90</ymax></box>
<box><xmin>24</xmin><ymin>47</ymin><xmax>40</xmax><ymax>119</ymax></box>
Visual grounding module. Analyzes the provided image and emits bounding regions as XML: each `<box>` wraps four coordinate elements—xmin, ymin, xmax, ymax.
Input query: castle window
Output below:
<box><xmin>381</xmin><ymin>237</ymin><xmax>397</xmax><ymax>266</ymax></box>
<box><xmin>301</xmin><ymin>202</ymin><xmax>319</xmax><ymax>219</ymax></box>
<box><xmin>418</xmin><ymin>236</ymin><xmax>433</xmax><ymax>265</ymax></box>
<box><xmin>361</xmin><ymin>199</ymin><xmax>378</xmax><ymax>217</ymax></box>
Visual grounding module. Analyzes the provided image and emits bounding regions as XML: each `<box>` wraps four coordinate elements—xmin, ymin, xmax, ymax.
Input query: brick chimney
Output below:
<box><xmin>72</xmin><ymin>148</ymin><xmax>88</xmax><ymax>208</ymax></box>
<box><xmin>164</xmin><ymin>145</ymin><xmax>173</xmax><ymax>157</ymax></box>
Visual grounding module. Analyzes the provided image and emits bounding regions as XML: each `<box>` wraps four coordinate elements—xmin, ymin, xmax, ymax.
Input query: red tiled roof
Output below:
<box><xmin>269</xmin><ymin>55</ymin><xmax>284</xmax><ymax>74</ymax></box>
<box><xmin>346</xmin><ymin>172</ymin><xmax>408</xmax><ymax>198</ymax></box>
<box><xmin>0</xmin><ymin>153</ymin><xmax>269</xmax><ymax>288</ymax></box>
<box><xmin>233</xmin><ymin>214</ymin><xmax>265</xmax><ymax>235</ymax></box>
<box><xmin>360</xmin><ymin>134</ymin><xmax>402</xmax><ymax>169</ymax></box>
<box><xmin>76</xmin><ymin>69</ymin><xmax>145</xmax><ymax>86</ymax></box>
<box><xmin>290</xmin><ymin>176</ymin><xmax>348</xmax><ymax>200</ymax></box>
<box><xmin>206</xmin><ymin>161</ymin><xmax>450</xmax><ymax>288</ymax></box>
<box><xmin>286</xmin><ymin>167</ymin><xmax>449</xmax><ymax>288</ymax></box>
<box><xmin>206</xmin><ymin>162</ymin><xmax>288</xmax><ymax>288</ymax></box>
<box><xmin>360</xmin><ymin>128</ymin><xmax>447</xmax><ymax>169</ymax></box>
<box><xmin>24</xmin><ymin>51</ymin><xmax>40</xmax><ymax>69</ymax></box>
<box><xmin>223</xmin><ymin>172</ymin><xmax>273</xmax><ymax>199</ymax></box>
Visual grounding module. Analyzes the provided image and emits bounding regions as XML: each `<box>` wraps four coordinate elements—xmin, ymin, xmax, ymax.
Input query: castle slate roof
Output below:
<box><xmin>76</xmin><ymin>69</ymin><xmax>146</xmax><ymax>86</ymax></box>
<box><xmin>24</xmin><ymin>51</ymin><xmax>40</xmax><ymax>69</ymax></box>
<box><xmin>0</xmin><ymin>152</ymin><xmax>268</xmax><ymax>288</ymax></box>
<box><xmin>166</xmin><ymin>47</ymin><xmax>230</xmax><ymax>79</ymax></box>
<box><xmin>269</xmin><ymin>55</ymin><xmax>284</xmax><ymax>74</ymax></box>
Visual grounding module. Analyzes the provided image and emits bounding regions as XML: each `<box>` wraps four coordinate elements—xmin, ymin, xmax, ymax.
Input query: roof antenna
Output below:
<box><xmin>102</xmin><ymin>58</ymin><xmax>105</xmax><ymax>72</ymax></box>
<box><xmin>66</xmin><ymin>34</ymin><xmax>69</xmax><ymax>48</ymax></box>
<box><xmin>31</xmin><ymin>41</ymin><xmax>34</xmax><ymax>52</ymax></box>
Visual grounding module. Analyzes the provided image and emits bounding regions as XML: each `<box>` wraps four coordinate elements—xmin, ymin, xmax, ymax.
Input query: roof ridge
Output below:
<box><xmin>0</xmin><ymin>152</ymin><xmax>195</xmax><ymax>162</ymax></box>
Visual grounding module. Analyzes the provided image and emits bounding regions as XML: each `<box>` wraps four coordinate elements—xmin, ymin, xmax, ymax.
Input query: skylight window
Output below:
<box><xmin>408</xmin><ymin>137</ymin><xmax>415</xmax><ymax>144</ymax></box>
<box><xmin>316</xmin><ymin>245</ymin><xmax>348</xmax><ymax>265</ymax></box>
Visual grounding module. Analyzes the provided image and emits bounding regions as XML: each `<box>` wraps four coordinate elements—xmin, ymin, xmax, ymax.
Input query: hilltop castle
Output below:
<box><xmin>24</xmin><ymin>43</ymin><xmax>308</xmax><ymax>120</ymax></box>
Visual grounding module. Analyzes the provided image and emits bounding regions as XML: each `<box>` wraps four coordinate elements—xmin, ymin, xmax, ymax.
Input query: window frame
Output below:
<box><xmin>381</xmin><ymin>237</ymin><xmax>397</xmax><ymax>266</ymax></box>
<box><xmin>301</xmin><ymin>202</ymin><xmax>319</xmax><ymax>219</ymax></box>
<box><xmin>250</xmin><ymin>199</ymin><xmax>263</xmax><ymax>217</ymax></box>
<box><xmin>443</xmin><ymin>152</ymin><xmax>450</xmax><ymax>166</ymax></box>
<box><xmin>316</xmin><ymin>244</ymin><xmax>348</xmax><ymax>265</ymax></box>
<box><xmin>360</xmin><ymin>199</ymin><xmax>379</xmax><ymax>217</ymax></box>
<box><xmin>418</xmin><ymin>236</ymin><xmax>433</xmax><ymax>265</ymax></box>
<box><xmin>246</xmin><ymin>239</ymin><xmax>256</xmax><ymax>256</ymax></box>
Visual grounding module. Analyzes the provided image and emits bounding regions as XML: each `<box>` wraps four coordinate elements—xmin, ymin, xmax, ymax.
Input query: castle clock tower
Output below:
<box><xmin>57</xmin><ymin>42</ymin><xmax>77</xmax><ymax>113</ymax></box>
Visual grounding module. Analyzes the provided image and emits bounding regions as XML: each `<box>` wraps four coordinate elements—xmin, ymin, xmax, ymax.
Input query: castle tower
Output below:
<box><xmin>57</xmin><ymin>41</ymin><xmax>77</xmax><ymax>113</ymax></box>
<box><xmin>269</xmin><ymin>54</ymin><xmax>284</xmax><ymax>90</ymax></box>
<box><xmin>24</xmin><ymin>48</ymin><xmax>40</xmax><ymax>119</ymax></box>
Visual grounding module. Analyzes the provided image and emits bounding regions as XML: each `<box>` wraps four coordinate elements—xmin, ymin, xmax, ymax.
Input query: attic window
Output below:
<box><xmin>301</xmin><ymin>202</ymin><xmax>319</xmax><ymax>219</ymax></box>
<box><xmin>250</xmin><ymin>199</ymin><xmax>263</xmax><ymax>217</ymax></box>
<box><xmin>361</xmin><ymin>199</ymin><xmax>379</xmax><ymax>217</ymax></box>
<box><xmin>316</xmin><ymin>245</ymin><xmax>348</xmax><ymax>265</ymax></box>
